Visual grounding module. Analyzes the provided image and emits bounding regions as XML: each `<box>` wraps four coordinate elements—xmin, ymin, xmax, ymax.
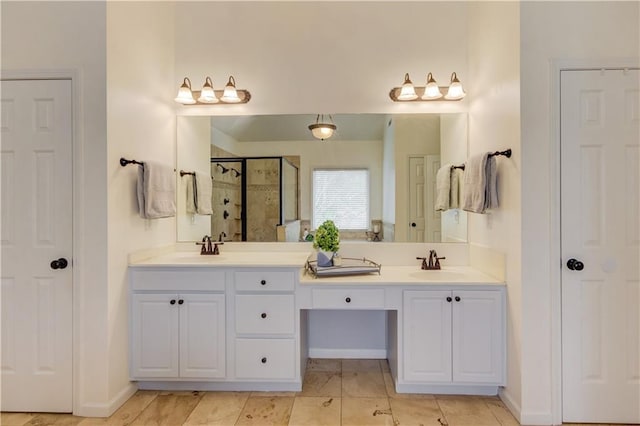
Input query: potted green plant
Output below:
<box><xmin>313</xmin><ymin>220</ymin><xmax>340</xmax><ymax>267</ymax></box>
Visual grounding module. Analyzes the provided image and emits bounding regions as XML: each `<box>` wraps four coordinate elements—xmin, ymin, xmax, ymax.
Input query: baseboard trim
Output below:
<box><xmin>397</xmin><ymin>383</ymin><xmax>499</xmax><ymax>395</ymax></box>
<box><xmin>137</xmin><ymin>381</ymin><xmax>302</xmax><ymax>392</ymax></box>
<box><xmin>308</xmin><ymin>348</ymin><xmax>387</xmax><ymax>359</ymax></box>
<box><xmin>499</xmin><ymin>388</ymin><xmax>523</xmax><ymax>424</ymax></box>
<box><xmin>501</xmin><ymin>388</ymin><xmax>554</xmax><ymax>425</ymax></box>
<box><xmin>74</xmin><ymin>382</ymin><xmax>137</xmax><ymax>418</ymax></box>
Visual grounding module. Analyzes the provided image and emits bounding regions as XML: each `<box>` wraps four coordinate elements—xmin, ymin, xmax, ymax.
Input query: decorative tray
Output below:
<box><xmin>305</xmin><ymin>257</ymin><xmax>382</xmax><ymax>278</ymax></box>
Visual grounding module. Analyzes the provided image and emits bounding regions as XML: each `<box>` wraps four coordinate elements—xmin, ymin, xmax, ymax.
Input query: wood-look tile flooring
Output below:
<box><xmin>0</xmin><ymin>359</ymin><xmax>626</xmax><ymax>426</ymax></box>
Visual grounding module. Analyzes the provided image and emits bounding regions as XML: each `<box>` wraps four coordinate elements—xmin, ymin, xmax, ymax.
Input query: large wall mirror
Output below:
<box><xmin>176</xmin><ymin>113</ymin><xmax>468</xmax><ymax>243</ymax></box>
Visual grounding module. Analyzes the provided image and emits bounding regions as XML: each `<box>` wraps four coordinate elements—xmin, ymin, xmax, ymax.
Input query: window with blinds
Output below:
<box><xmin>312</xmin><ymin>169</ymin><xmax>370</xmax><ymax>230</ymax></box>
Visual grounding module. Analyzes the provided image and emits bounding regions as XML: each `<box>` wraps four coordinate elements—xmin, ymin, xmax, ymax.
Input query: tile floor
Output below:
<box><xmin>0</xmin><ymin>359</ymin><xmax>627</xmax><ymax>426</ymax></box>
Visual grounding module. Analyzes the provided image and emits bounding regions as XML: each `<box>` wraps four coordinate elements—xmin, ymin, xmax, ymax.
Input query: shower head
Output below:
<box><xmin>216</xmin><ymin>163</ymin><xmax>229</xmax><ymax>174</ymax></box>
<box><xmin>231</xmin><ymin>167</ymin><xmax>242</xmax><ymax>177</ymax></box>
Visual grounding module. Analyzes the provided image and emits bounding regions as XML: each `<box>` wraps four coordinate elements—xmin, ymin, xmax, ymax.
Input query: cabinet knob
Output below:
<box><xmin>446</xmin><ymin>297</ymin><xmax>452</xmax><ymax>302</ymax></box>
<box><xmin>178</xmin><ymin>299</ymin><xmax>184</xmax><ymax>305</ymax></box>
<box><xmin>260</xmin><ymin>279</ymin><xmax>267</xmax><ymax>285</ymax></box>
<box><xmin>345</xmin><ymin>297</ymin><xmax>351</xmax><ymax>303</ymax></box>
<box><xmin>170</xmin><ymin>299</ymin><xmax>176</xmax><ymax>305</ymax></box>
<box><xmin>261</xmin><ymin>313</ymin><xmax>267</xmax><ymax>319</ymax></box>
<box><xmin>454</xmin><ymin>296</ymin><xmax>461</xmax><ymax>302</ymax></box>
<box><xmin>261</xmin><ymin>357</ymin><xmax>267</xmax><ymax>364</ymax></box>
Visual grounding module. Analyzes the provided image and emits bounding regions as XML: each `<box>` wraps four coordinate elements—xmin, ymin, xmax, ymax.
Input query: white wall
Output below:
<box><xmin>1</xmin><ymin>1</ymin><xmax>109</xmax><ymax>415</ymax></box>
<box><xmin>467</xmin><ymin>0</ymin><xmax>522</xmax><ymax>420</ymax></box>
<box><xmin>106</xmin><ymin>1</ymin><xmax>176</xmax><ymax>415</ymax></box>
<box><xmin>177</xmin><ymin>116</ymin><xmax>212</xmax><ymax>241</ymax></box>
<box><xmin>520</xmin><ymin>2</ymin><xmax>639</xmax><ymax>424</ymax></box>
<box><xmin>174</xmin><ymin>2</ymin><xmax>468</xmax><ymax>116</ymax></box>
<box><xmin>235</xmin><ymin>139</ymin><xmax>383</xmax><ymax>223</ymax></box>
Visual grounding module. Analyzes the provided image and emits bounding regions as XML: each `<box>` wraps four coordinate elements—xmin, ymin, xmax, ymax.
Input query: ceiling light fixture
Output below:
<box><xmin>308</xmin><ymin>114</ymin><xmax>337</xmax><ymax>141</ymax></box>
<box><xmin>174</xmin><ymin>75</ymin><xmax>251</xmax><ymax>105</ymax></box>
<box><xmin>389</xmin><ymin>72</ymin><xmax>466</xmax><ymax>102</ymax></box>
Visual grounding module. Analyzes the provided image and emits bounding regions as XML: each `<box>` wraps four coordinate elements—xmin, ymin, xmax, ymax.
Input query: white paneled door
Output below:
<box><xmin>1</xmin><ymin>80</ymin><xmax>73</xmax><ymax>412</ymax></box>
<box><xmin>561</xmin><ymin>69</ymin><xmax>640</xmax><ymax>423</ymax></box>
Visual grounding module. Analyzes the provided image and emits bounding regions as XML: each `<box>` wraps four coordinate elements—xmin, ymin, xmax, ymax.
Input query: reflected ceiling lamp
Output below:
<box><xmin>174</xmin><ymin>75</ymin><xmax>251</xmax><ymax>105</ymax></box>
<box><xmin>308</xmin><ymin>114</ymin><xmax>337</xmax><ymax>140</ymax></box>
<box><xmin>389</xmin><ymin>72</ymin><xmax>466</xmax><ymax>102</ymax></box>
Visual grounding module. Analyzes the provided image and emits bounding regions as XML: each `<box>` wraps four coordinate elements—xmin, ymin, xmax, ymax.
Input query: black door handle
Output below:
<box><xmin>50</xmin><ymin>258</ymin><xmax>68</xmax><ymax>270</ymax></box>
<box><xmin>411</xmin><ymin>222</ymin><xmax>417</xmax><ymax>227</ymax></box>
<box><xmin>567</xmin><ymin>258</ymin><xmax>584</xmax><ymax>271</ymax></box>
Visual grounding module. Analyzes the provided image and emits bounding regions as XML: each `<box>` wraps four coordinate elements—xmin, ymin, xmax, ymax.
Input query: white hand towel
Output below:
<box><xmin>185</xmin><ymin>175</ymin><xmax>197</xmax><ymax>214</ymax></box>
<box><xmin>136</xmin><ymin>162</ymin><xmax>176</xmax><ymax>219</ymax></box>
<box><xmin>450</xmin><ymin>168</ymin><xmax>463</xmax><ymax>209</ymax></box>
<box><xmin>435</xmin><ymin>164</ymin><xmax>452</xmax><ymax>211</ymax></box>
<box><xmin>461</xmin><ymin>153</ymin><xmax>489</xmax><ymax>213</ymax></box>
<box><xmin>195</xmin><ymin>172</ymin><xmax>213</xmax><ymax>215</ymax></box>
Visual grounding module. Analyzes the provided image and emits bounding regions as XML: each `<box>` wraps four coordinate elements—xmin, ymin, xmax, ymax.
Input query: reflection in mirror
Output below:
<box><xmin>176</xmin><ymin>114</ymin><xmax>468</xmax><ymax>243</ymax></box>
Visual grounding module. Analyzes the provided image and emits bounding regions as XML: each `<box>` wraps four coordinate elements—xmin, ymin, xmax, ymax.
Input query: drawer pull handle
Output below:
<box><xmin>446</xmin><ymin>297</ymin><xmax>452</xmax><ymax>303</ymax></box>
<box><xmin>261</xmin><ymin>357</ymin><xmax>267</xmax><ymax>364</ymax></box>
<box><xmin>454</xmin><ymin>296</ymin><xmax>461</xmax><ymax>302</ymax></box>
<box><xmin>261</xmin><ymin>313</ymin><xmax>267</xmax><ymax>319</ymax></box>
<box><xmin>260</xmin><ymin>280</ymin><xmax>267</xmax><ymax>285</ymax></box>
<box><xmin>345</xmin><ymin>297</ymin><xmax>351</xmax><ymax>303</ymax></box>
<box><xmin>170</xmin><ymin>299</ymin><xmax>176</xmax><ymax>305</ymax></box>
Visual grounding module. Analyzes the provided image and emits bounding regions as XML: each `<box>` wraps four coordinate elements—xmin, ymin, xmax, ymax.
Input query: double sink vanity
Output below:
<box><xmin>128</xmin><ymin>242</ymin><xmax>506</xmax><ymax>396</ymax></box>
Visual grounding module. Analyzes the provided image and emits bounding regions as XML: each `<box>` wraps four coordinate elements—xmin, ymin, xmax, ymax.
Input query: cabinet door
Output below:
<box><xmin>131</xmin><ymin>293</ymin><xmax>179</xmax><ymax>378</ymax></box>
<box><xmin>452</xmin><ymin>290</ymin><xmax>504</xmax><ymax>384</ymax></box>
<box><xmin>403</xmin><ymin>290</ymin><xmax>452</xmax><ymax>382</ymax></box>
<box><xmin>179</xmin><ymin>293</ymin><xmax>226</xmax><ymax>378</ymax></box>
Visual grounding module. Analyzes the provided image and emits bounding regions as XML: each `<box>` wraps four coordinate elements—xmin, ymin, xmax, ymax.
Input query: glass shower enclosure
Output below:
<box><xmin>211</xmin><ymin>157</ymin><xmax>299</xmax><ymax>242</ymax></box>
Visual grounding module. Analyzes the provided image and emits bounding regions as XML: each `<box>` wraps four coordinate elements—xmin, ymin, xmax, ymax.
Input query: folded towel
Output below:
<box><xmin>185</xmin><ymin>175</ymin><xmax>197</xmax><ymax>214</ymax></box>
<box><xmin>435</xmin><ymin>164</ymin><xmax>452</xmax><ymax>211</ymax></box>
<box><xmin>485</xmin><ymin>156</ymin><xmax>499</xmax><ymax>210</ymax></box>
<box><xmin>136</xmin><ymin>162</ymin><xmax>176</xmax><ymax>219</ymax></box>
<box><xmin>461</xmin><ymin>153</ymin><xmax>489</xmax><ymax>213</ymax></box>
<box><xmin>450</xmin><ymin>168</ymin><xmax>463</xmax><ymax>209</ymax></box>
<box><xmin>195</xmin><ymin>172</ymin><xmax>213</xmax><ymax>215</ymax></box>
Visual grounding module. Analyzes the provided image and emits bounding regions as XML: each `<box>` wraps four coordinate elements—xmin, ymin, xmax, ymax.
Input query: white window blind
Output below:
<box><xmin>312</xmin><ymin>169</ymin><xmax>370</xmax><ymax>230</ymax></box>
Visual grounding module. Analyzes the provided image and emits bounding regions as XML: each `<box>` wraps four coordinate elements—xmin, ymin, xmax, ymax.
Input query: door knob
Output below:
<box><xmin>411</xmin><ymin>222</ymin><xmax>417</xmax><ymax>227</ymax></box>
<box><xmin>566</xmin><ymin>258</ymin><xmax>584</xmax><ymax>271</ymax></box>
<box><xmin>50</xmin><ymin>258</ymin><xmax>68</xmax><ymax>270</ymax></box>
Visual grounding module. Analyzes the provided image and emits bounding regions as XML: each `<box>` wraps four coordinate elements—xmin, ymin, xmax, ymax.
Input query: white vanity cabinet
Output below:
<box><xmin>403</xmin><ymin>289</ymin><xmax>505</xmax><ymax>387</ymax></box>
<box><xmin>129</xmin><ymin>268</ymin><xmax>226</xmax><ymax>380</ymax></box>
<box><xmin>233</xmin><ymin>270</ymin><xmax>297</xmax><ymax>381</ymax></box>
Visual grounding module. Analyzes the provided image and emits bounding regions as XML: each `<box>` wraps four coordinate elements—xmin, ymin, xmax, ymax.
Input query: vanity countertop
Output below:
<box><xmin>129</xmin><ymin>250</ymin><xmax>312</xmax><ymax>268</ymax></box>
<box><xmin>299</xmin><ymin>265</ymin><xmax>504</xmax><ymax>286</ymax></box>
<box><xmin>129</xmin><ymin>251</ymin><xmax>503</xmax><ymax>286</ymax></box>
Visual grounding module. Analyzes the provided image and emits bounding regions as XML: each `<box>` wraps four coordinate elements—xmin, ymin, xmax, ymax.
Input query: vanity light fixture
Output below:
<box><xmin>308</xmin><ymin>114</ymin><xmax>337</xmax><ymax>141</ymax></box>
<box><xmin>396</xmin><ymin>73</ymin><xmax>419</xmax><ymax>101</ymax></box>
<box><xmin>174</xmin><ymin>75</ymin><xmax>251</xmax><ymax>105</ymax></box>
<box><xmin>389</xmin><ymin>72</ymin><xmax>466</xmax><ymax>102</ymax></box>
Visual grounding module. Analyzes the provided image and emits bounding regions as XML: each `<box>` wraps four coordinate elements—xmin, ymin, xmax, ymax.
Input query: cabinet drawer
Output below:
<box><xmin>234</xmin><ymin>271</ymin><xmax>295</xmax><ymax>292</ymax></box>
<box><xmin>131</xmin><ymin>268</ymin><xmax>225</xmax><ymax>291</ymax></box>
<box><xmin>235</xmin><ymin>338</ymin><xmax>296</xmax><ymax>380</ymax></box>
<box><xmin>235</xmin><ymin>295</ymin><xmax>294</xmax><ymax>335</ymax></box>
<box><xmin>312</xmin><ymin>288</ymin><xmax>385</xmax><ymax>309</ymax></box>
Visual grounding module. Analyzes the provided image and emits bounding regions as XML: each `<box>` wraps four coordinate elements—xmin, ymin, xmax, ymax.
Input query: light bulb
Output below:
<box><xmin>397</xmin><ymin>73</ymin><xmax>418</xmax><ymax>101</ymax></box>
<box><xmin>422</xmin><ymin>72</ymin><xmax>443</xmax><ymax>100</ymax></box>
<box><xmin>197</xmin><ymin>76</ymin><xmax>218</xmax><ymax>103</ymax></box>
<box><xmin>221</xmin><ymin>76</ymin><xmax>241</xmax><ymax>103</ymax></box>
<box><xmin>444</xmin><ymin>72</ymin><xmax>466</xmax><ymax>100</ymax></box>
<box><xmin>174</xmin><ymin>77</ymin><xmax>196</xmax><ymax>104</ymax></box>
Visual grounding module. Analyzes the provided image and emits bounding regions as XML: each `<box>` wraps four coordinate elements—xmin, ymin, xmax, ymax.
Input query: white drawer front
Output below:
<box><xmin>235</xmin><ymin>295</ymin><xmax>295</xmax><ymax>335</ymax></box>
<box><xmin>235</xmin><ymin>271</ymin><xmax>295</xmax><ymax>292</ymax></box>
<box><xmin>235</xmin><ymin>339</ymin><xmax>296</xmax><ymax>380</ymax></box>
<box><xmin>312</xmin><ymin>288</ymin><xmax>385</xmax><ymax>309</ymax></box>
<box><xmin>131</xmin><ymin>268</ymin><xmax>225</xmax><ymax>292</ymax></box>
